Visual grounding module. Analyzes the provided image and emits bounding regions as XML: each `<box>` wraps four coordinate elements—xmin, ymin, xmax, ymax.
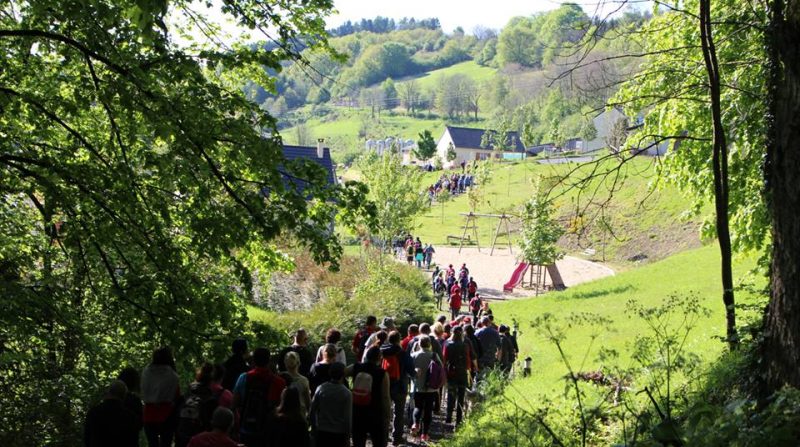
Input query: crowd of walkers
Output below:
<box><xmin>84</xmin><ymin>264</ymin><xmax>518</xmax><ymax>447</ymax></box>
<box><xmin>394</xmin><ymin>235</ymin><xmax>435</xmax><ymax>270</ymax></box>
<box><xmin>426</xmin><ymin>172</ymin><xmax>474</xmax><ymax>203</ymax></box>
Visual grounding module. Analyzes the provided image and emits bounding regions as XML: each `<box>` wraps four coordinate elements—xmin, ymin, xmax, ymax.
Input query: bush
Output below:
<box><xmin>251</xmin><ymin>252</ymin><xmax>433</xmax><ymax>359</ymax></box>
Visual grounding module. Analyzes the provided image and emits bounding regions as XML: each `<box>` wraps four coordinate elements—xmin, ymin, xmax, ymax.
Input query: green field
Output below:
<box><xmin>492</xmin><ymin>245</ymin><xmax>761</xmax><ymax>396</ymax></box>
<box><xmin>412</xmin><ymin>158</ymin><xmax>708</xmax><ymax>265</ymax></box>
<box><xmin>395</xmin><ymin>60</ymin><xmax>497</xmax><ymax>91</ymax></box>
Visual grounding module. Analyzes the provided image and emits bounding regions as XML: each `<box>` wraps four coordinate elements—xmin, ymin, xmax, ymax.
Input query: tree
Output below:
<box><xmin>519</xmin><ymin>181</ymin><xmax>565</xmax><ymax>268</ymax></box>
<box><xmin>356</xmin><ymin>152</ymin><xmax>426</xmax><ymax>251</ymax></box>
<box><xmin>398</xmin><ymin>79</ymin><xmax>420</xmax><ymax>114</ymax></box>
<box><xmin>446</xmin><ymin>142</ymin><xmax>457</xmax><ymax>162</ymax></box>
<box><xmin>0</xmin><ymin>0</ymin><xmax>373</xmax><ymax>443</ymax></box>
<box><xmin>611</xmin><ymin>0</ymin><xmax>767</xmax><ymax>351</ymax></box>
<box><xmin>414</xmin><ymin>130</ymin><xmax>437</xmax><ymax>161</ymax></box>
<box><xmin>381</xmin><ymin>77</ymin><xmax>398</xmax><ymax>109</ymax></box>
<box><xmin>761</xmin><ymin>0</ymin><xmax>800</xmax><ymax>392</ymax></box>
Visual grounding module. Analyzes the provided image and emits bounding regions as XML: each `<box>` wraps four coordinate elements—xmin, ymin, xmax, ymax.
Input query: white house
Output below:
<box><xmin>436</xmin><ymin>126</ymin><xmax>525</xmax><ymax>168</ymax></box>
<box><xmin>586</xmin><ymin>107</ymin><xmax>628</xmax><ymax>153</ymax></box>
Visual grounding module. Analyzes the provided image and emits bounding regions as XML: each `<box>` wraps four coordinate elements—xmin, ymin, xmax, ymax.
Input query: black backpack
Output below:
<box><xmin>240</xmin><ymin>374</ymin><xmax>277</xmax><ymax>437</ymax></box>
<box><xmin>176</xmin><ymin>383</ymin><xmax>220</xmax><ymax>443</ymax></box>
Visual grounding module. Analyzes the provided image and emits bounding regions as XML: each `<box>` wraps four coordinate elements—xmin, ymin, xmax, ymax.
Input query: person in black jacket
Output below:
<box><xmin>277</xmin><ymin>328</ymin><xmax>314</xmax><ymax>377</ymax></box>
<box><xmin>84</xmin><ymin>380</ymin><xmax>140</xmax><ymax>447</ymax></box>
<box><xmin>221</xmin><ymin>338</ymin><xmax>250</xmax><ymax>391</ymax></box>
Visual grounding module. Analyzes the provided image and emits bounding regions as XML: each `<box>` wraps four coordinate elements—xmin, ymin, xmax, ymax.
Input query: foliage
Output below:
<box><xmin>518</xmin><ymin>180</ymin><xmax>565</xmax><ymax>266</ymax></box>
<box><xmin>356</xmin><ymin>152</ymin><xmax>427</xmax><ymax>248</ymax></box>
<box><xmin>613</xmin><ymin>0</ymin><xmax>770</xmax><ymax>259</ymax></box>
<box><xmin>466</xmin><ymin>161</ymin><xmax>492</xmax><ymax>212</ymax></box>
<box><xmin>414</xmin><ymin>129</ymin><xmax>437</xmax><ymax>161</ymax></box>
<box><xmin>0</xmin><ymin>0</ymin><xmax>375</xmax><ymax>444</ymax></box>
<box><xmin>446</xmin><ymin>142</ymin><xmax>457</xmax><ymax>162</ymax></box>
<box><xmin>496</xmin><ymin>4</ymin><xmax>590</xmax><ymax>68</ymax></box>
<box><xmin>250</xmin><ymin>253</ymin><xmax>433</xmax><ymax>353</ymax></box>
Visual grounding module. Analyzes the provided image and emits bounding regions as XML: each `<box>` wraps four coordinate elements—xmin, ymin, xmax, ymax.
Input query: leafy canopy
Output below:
<box><xmin>0</xmin><ymin>0</ymin><xmax>372</xmax><ymax>443</ymax></box>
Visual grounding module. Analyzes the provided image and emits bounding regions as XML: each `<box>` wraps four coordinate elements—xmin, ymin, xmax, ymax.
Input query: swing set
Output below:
<box><xmin>456</xmin><ymin>212</ymin><xmax>515</xmax><ymax>255</ymax></box>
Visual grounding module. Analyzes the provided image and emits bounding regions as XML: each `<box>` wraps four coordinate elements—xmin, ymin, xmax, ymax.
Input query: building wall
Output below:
<box><xmin>587</xmin><ymin>108</ymin><xmax>628</xmax><ymax>152</ymax></box>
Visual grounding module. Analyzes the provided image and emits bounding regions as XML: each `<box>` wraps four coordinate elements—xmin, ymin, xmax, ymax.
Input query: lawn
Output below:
<box><xmin>490</xmin><ymin>244</ymin><xmax>764</xmax><ymax>400</ymax></box>
<box><xmin>412</xmin><ymin>157</ymin><xmax>707</xmax><ymax>264</ymax></box>
<box><xmin>395</xmin><ymin>60</ymin><xmax>498</xmax><ymax>91</ymax></box>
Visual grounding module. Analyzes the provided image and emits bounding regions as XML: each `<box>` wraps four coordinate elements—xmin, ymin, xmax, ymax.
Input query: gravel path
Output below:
<box><xmin>421</xmin><ymin>246</ymin><xmax>615</xmax><ymax>300</ymax></box>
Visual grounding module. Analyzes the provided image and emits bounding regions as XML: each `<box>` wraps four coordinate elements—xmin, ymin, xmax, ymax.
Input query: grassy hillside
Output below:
<box><xmin>395</xmin><ymin>60</ymin><xmax>497</xmax><ymax>91</ymax></box>
<box><xmin>493</xmin><ymin>245</ymin><xmax>762</xmax><ymax>397</ymax></box>
<box><xmin>445</xmin><ymin>245</ymin><xmax>765</xmax><ymax>445</ymax></box>
<box><xmin>413</xmin><ymin>157</ymin><xmax>709</xmax><ymax>265</ymax></box>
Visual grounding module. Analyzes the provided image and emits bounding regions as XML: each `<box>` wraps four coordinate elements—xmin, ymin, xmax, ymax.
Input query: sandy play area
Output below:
<box><xmin>421</xmin><ymin>245</ymin><xmax>615</xmax><ymax>300</ymax></box>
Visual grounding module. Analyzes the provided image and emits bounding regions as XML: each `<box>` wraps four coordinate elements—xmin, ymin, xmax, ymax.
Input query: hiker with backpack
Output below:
<box><xmin>277</xmin><ymin>328</ymin><xmax>314</xmax><ymax>377</ymax></box>
<box><xmin>315</xmin><ymin>328</ymin><xmax>347</xmax><ymax>365</ymax></box>
<box><xmin>352</xmin><ymin>316</ymin><xmax>378</xmax><ymax>361</ymax></box>
<box><xmin>310</xmin><ymin>362</ymin><xmax>352</xmax><ymax>447</ymax></box>
<box><xmin>347</xmin><ymin>346</ymin><xmax>391</xmax><ymax>447</ymax></box>
<box><xmin>232</xmin><ymin>347</ymin><xmax>287</xmax><ymax>447</ymax></box>
<box><xmin>448</xmin><ymin>283</ymin><xmax>463</xmax><ymax>321</ymax></box>
<box><xmin>186</xmin><ymin>407</ymin><xmax>238</xmax><ymax>447</ymax></box>
<box><xmin>401</xmin><ymin>324</ymin><xmax>419</xmax><ymax>353</ymax></box>
<box><xmin>467</xmin><ymin>277</ymin><xmax>478</xmax><ymax>299</ymax></box>
<box><xmin>176</xmin><ymin>363</ymin><xmax>227</xmax><ymax>447</ymax></box>
<box><xmin>309</xmin><ymin>343</ymin><xmax>342</xmax><ymax>394</ymax></box>
<box><xmin>475</xmin><ymin>317</ymin><xmax>502</xmax><ymax>375</ymax></box>
<box><xmin>469</xmin><ymin>293</ymin><xmax>483</xmax><ymax>321</ymax></box>
<box><xmin>141</xmin><ymin>347</ymin><xmax>181</xmax><ymax>447</ymax></box>
<box><xmin>444</xmin><ymin>326</ymin><xmax>470</xmax><ymax>427</ymax></box>
<box><xmin>410</xmin><ymin>337</ymin><xmax>444</xmax><ymax>443</ymax></box>
<box><xmin>380</xmin><ymin>330</ymin><xmax>415</xmax><ymax>445</ymax></box>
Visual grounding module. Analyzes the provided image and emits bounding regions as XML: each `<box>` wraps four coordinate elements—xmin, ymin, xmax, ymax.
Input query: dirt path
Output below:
<box><xmin>421</xmin><ymin>245</ymin><xmax>615</xmax><ymax>300</ymax></box>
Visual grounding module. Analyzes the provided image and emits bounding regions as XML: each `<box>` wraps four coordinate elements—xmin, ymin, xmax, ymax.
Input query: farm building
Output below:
<box><xmin>436</xmin><ymin>126</ymin><xmax>525</xmax><ymax>168</ymax></box>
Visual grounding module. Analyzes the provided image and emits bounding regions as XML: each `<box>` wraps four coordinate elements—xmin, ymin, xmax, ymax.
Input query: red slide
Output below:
<box><xmin>503</xmin><ymin>262</ymin><xmax>529</xmax><ymax>292</ymax></box>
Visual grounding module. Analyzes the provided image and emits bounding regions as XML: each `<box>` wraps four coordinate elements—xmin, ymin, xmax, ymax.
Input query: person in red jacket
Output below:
<box><xmin>448</xmin><ymin>285</ymin><xmax>462</xmax><ymax>321</ymax></box>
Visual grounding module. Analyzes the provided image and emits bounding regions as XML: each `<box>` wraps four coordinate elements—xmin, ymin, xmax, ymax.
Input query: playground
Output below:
<box><xmin>431</xmin><ymin>245</ymin><xmax>615</xmax><ymax>299</ymax></box>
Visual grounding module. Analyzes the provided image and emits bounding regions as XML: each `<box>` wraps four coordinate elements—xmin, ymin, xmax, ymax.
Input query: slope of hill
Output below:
<box><xmin>414</xmin><ymin>158</ymin><xmax>709</xmax><ymax>266</ymax></box>
<box><xmin>442</xmin><ymin>244</ymin><xmax>765</xmax><ymax>445</ymax></box>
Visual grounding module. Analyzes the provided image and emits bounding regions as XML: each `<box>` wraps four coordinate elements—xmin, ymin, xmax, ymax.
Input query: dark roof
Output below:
<box><xmin>444</xmin><ymin>126</ymin><xmax>525</xmax><ymax>152</ymax></box>
<box><xmin>281</xmin><ymin>145</ymin><xmax>337</xmax><ymax>189</ymax></box>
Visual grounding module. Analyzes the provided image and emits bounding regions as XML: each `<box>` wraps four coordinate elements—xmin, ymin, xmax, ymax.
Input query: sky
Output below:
<box><xmin>327</xmin><ymin>0</ymin><xmax>632</xmax><ymax>33</ymax></box>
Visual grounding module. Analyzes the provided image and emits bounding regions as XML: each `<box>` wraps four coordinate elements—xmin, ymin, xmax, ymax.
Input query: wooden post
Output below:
<box><xmin>490</xmin><ymin>217</ymin><xmax>503</xmax><ymax>256</ymax></box>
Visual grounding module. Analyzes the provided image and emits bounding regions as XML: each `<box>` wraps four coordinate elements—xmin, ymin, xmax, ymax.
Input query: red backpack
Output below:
<box><xmin>382</xmin><ymin>354</ymin><xmax>401</xmax><ymax>381</ymax></box>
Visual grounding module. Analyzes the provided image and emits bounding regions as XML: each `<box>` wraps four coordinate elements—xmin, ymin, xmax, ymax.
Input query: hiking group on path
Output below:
<box><xmin>84</xmin><ymin>259</ymin><xmax>519</xmax><ymax>447</ymax></box>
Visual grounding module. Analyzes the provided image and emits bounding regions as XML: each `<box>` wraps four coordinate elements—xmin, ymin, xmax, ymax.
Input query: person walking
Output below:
<box><xmin>424</xmin><ymin>244</ymin><xmax>435</xmax><ymax>270</ymax></box>
<box><xmin>221</xmin><ymin>338</ymin><xmax>250</xmax><ymax>392</ymax></box>
<box><xmin>176</xmin><ymin>363</ymin><xmax>225</xmax><ymax>447</ymax></box>
<box><xmin>117</xmin><ymin>366</ymin><xmax>144</xmax><ymax>442</ymax></box>
<box><xmin>352</xmin><ymin>316</ymin><xmax>378</xmax><ymax>361</ymax></box>
<box><xmin>410</xmin><ymin>337</ymin><xmax>443</xmax><ymax>443</ymax></box>
<box><xmin>448</xmin><ymin>283</ymin><xmax>462</xmax><ymax>321</ymax></box>
<box><xmin>84</xmin><ymin>380</ymin><xmax>140</xmax><ymax>447</ymax></box>
<box><xmin>315</xmin><ymin>328</ymin><xmax>347</xmax><ymax>365</ymax></box>
<box><xmin>141</xmin><ymin>347</ymin><xmax>180</xmax><ymax>447</ymax></box>
<box><xmin>186</xmin><ymin>407</ymin><xmax>239</xmax><ymax>447</ymax></box>
<box><xmin>348</xmin><ymin>347</ymin><xmax>391</xmax><ymax>447</ymax></box>
<box><xmin>283</xmin><ymin>351</ymin><xmax>312</xmax><ymax>418</ymax></box>
<box><xmin>444</xmin><ymin>327</ymin><xmax>470</xmax><ymax>426</ymax></box>
<box><xmin>309</xmin><ymin>343</ymin><xmax>342</xmax><ymax>394</ymax></box>
<box><xmin>380</xmin><ymin>330</ymin><xmax>415</xmax><ymax>445</ymax></box>
<box><xmin>499</xmin><ymin>325</ymin><xmax>518</xmax><ymax>375</ymax></box>
<box><xmin>232</xmin><ymin>347</ymin><xmax>287</xmax><ymax>447</ymax></box>
<box><xmin>310</xmin><ymin>363</ymin><xmax>352</xmax><ymax>447</ymax></box>
<box><xmin>277</xmin><ymin>328</ymin><xmax>314</xmax><ymax>377</ymax></box>
<box><xmin>467</xmin><ymin>277</ymin><xmax>478</xmax><ymax>299</ymax></box>
<box><xmin>475</xmin><ymin>317</ymin><xmax>502</xmax><ymax>375</ymax></box>
<box><xmin>274</xmin><ymin>387</ymin><xmax>311</xmax><ymax>447</ymax></box>
<box><xmin>469</xmin><ymin>293</ymin><xmax>483</xmax><ymax>321</ymax></box>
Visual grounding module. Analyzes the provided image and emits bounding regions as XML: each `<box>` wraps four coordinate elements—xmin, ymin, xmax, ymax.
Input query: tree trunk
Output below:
<box><xmin>761</xmin><ymin>0</ymin><xmax>800</xmax><ymax>392</ymax></box>
<box><xmin>699</xmin><ymin>0</ymin><xmax>739</xmax><ymax>349</ymax></box>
